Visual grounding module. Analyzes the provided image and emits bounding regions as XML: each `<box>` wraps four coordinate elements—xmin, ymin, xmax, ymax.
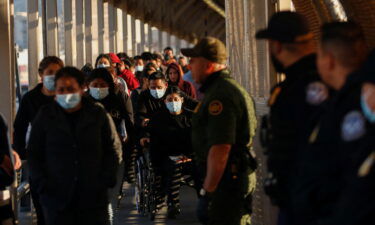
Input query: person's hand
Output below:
<box><xmin>140</xmin><ymin>138</ymin><xmax>150</xmax><ymax>147</ymax></box>
<box><xmin>141</xmin><ymin>119</ymin><xmax>150</xmax><ymax>127</ymax></box>
<box><xmin>12</xmin><ymin>151</ymin><xmax>22</xmax><ymax>170</ymax></box>
<box><xmin>363</xmin><ymin>83</ymin><xmax>375</xmax><ymax>110</ymax></box>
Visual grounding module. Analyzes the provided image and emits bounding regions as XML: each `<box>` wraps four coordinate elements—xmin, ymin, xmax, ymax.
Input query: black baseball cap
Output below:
<box><xmin>256</xmin><ymin>11</ymin><xmax>313</xmax><ymax>43</ymax></box>
<box><xmin>181</xmin><ymin>37</ymin><xmax>227</xmax><ymax>64</ymax></box>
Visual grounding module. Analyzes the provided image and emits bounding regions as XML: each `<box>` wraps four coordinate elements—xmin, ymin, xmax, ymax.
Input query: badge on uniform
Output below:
<box><xmin>306</xmin><ymin>82</ymin><xmax>329</xmax><ymax>105</ymax></box>
<box><xmin>208</xmin><ymin>100</ymin><xmax>223</xmax><ymax>115</ymax></box>
<box><xmin>358</xmin><ymin>151</ymin><xmax>375</xmax><ymax>177</ymax></box>
<box><xmin>341</xmin><ymin>111</ymin><xmax>366</xmax><ymax>142</ymax></box>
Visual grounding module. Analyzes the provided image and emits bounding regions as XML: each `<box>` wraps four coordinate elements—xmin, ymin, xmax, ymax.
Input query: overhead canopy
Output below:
<box><xmin>112</xmin><ymin>0</ymin><xmax>226</xmax><ymax>43</ymax></box>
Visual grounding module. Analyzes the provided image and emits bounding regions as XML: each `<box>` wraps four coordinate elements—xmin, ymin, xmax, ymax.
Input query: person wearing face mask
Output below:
<box><xmin>167</xmin><ymin>62</ymin><xmax>196</xmax><ymax>99</ymax></box>
<box><xmin>28</xmin><ymin>67</ymin><xmax>122</xmax><ymax>225</ymax></box>
<box><xmin>111</xmin><ymin>53</ymin><xmax>139</xmax><ymax>92</ymax></box>
<box><xmin>141</xmin><ymin>86</ymin><xmax>195</xmax><ymax>219</ymax></box>
<box><xmin>13</xmin><ymin>56</ymin><xmax>64</xmax><ymax>225</ymax></box>
<box><xmin>135</xmin><ymin>71</ymin><xmax>198</xmax><ymax>130</ymax></box>
<box><xmin>86</xmin><ymin>68</ymin><xmax>134</xmax><ymax>224</ymax></box>
<box><xmin>255</xmin><ymin>12</ymin><xmax>329</xmax><ymax>225</ymax></box>
<box><xmin>95</xmin><ymin>54</ymin><xmax>112</xmax><ymax>68</ymax></box>
<box><xmin>133</xmin><ymin>56</ymin><xmax>144</xmax><ymax>72</ymax></box>
<box><xmin>292</xmin><ymin>23</ymin><xmax>369</xmax><ymax>225</ymax></box>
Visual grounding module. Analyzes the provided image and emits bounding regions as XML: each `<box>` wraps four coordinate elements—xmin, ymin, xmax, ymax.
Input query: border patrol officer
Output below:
<box><xmin>292</xmin><ymin>22</ymin><xmax>368</xmax><ymax>225</ymax></box>
<box><xmin>181</xmin><ymin>37</ymin><xmax>257</xmax><ymax>225</ymax></box>
<box><xmin>255</xmin><ymin>11</ymin><xmax>329</xmax><ymax>225</ymax></box>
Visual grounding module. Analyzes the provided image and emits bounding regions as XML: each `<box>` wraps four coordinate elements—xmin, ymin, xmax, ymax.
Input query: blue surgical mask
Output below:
<box><xmin>150</xmin><ymin>88</ymin><xmax>166</xmax><ymax>99</ymax></box>
<box><xmin>135</xmin><ymin>65</ymin><xmax>144</xmax><ymax>72</ymax></box>
<box><xmin>361</xmin><ymin>95</ymin><xmax>375</xmax><ymax>123</ymax></box>
<box><xmin>97</xmin><ymin>63</ymin><xmax>110</xmax><ymax>68</ymax></box>
<box><xmin>43</xmin><ymin>75</ymin><xmax>55</xmax><ymax>91</ymax></box>
<box><xmin>56</xmin><ymin>93</ymin><xmax>81</xmax><ymax>109</ymax></box>
<box><xmin>166</xmin><ymin>101</ymin><xmax>182</xmax><ymax>113</ymax></box>
<box><xmin>89</xmin><ymin>87</ymin><xmax>109</xmax><ymax>100</ymax></box>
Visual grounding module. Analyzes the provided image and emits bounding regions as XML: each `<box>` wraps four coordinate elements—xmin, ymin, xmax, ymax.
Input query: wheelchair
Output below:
<box><xmin>134</xmin><ymin>147</ymin><xmax>195</xmax><ymax>221</ymax></box>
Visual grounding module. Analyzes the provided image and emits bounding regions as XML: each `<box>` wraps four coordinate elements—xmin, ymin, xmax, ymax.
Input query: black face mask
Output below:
<box><xmin>164</xmin><ymin>54</ymin><xmax>170</xmax><ymax>61</ymax></box>
<box><xmin>271</xmin><ymin>55</ymin><xmax>285</xmax><ymax>73</ymax></box>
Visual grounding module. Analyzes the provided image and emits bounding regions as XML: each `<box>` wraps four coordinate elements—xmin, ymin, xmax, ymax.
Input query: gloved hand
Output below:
<box><xmin>196</xmin><ymin>195</ymin><xmax>210</xmax><ymax>225</ymax></box>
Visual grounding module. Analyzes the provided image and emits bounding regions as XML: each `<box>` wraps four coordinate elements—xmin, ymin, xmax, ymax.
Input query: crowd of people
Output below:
<box><xmin>0</xmin><ymin>9</ymin><xmax>374</xmax><ymax>225</ymax></box>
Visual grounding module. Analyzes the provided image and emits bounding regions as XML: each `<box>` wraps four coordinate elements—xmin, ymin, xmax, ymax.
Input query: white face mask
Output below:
<box><xmin>43</xmin><ymin>75</ymin><xmax>55</xmax><ymax>91</ymax></box>
<box><xmin>166</xmin><ymin>101</ymin><xmax>182</xmax><ymax>113</ymax></box>
<box><xmin>135</xmin><ymin>65</ymin><xmax>144</xmax><ymax>72</ymax></box>
<box><xmin>89</xmin><ymin>87</ymin><xmax>109</xmax><ymax>100</ymax></box>
<box><xmin>149</xmin><ymin>88</ymin><xmax>166</xmax><ymax>99</ymax></box>
<box><xmin>56</xmin><ymin>93</ymin><xmax>81</xmax><ymax>109</ymax></box>
<box><xmin>97</xmin><ymin>63</ymin><xmax>110</xmax><ymax>68</ymax></box>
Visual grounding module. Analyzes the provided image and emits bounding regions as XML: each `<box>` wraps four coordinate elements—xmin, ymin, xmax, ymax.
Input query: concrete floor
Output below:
<box><xmin>114</xmin><ymin>184</ymin><xmax>200</xmax><ymax>225</ymax></box>
<box><xmin>18</xmin><ymin>183</ymin><xmax>200</xmax><ymax>225</ymax></box>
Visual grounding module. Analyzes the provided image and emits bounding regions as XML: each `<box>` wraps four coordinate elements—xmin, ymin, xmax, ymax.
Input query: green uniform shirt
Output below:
<box><xmin>192</xmin><ymin>70</ymin><xmax>257</xmax><ymax>164</ymax></box>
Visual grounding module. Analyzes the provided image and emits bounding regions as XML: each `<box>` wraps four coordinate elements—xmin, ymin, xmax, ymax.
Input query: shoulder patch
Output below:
<box><xmin>306</xmin><ymin>82</ymin><xmax>329</xmax><ymax>105</ymax></box>
<box><xmin>358</xmin><ymin>151</ymin><xmax>375</xmax><ymax>177</ymax></box>
<box><xmin>208</xmin><ymin>100</ymin><xmax>223</xmax><ymax>116</ymax></box>
<box><xmin>341</xmin><ymin>111</ymin><xmax>366</xmax><ymax>142</ymax></box>
<box><xmin>268</xmin><ymin>87</ymin><xmax>281</xmax><ymax>106</ymax></box>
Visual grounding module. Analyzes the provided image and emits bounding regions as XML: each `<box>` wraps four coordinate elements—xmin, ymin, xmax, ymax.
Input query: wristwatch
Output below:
<box><xmin>200</xmin><ymin>188</ymin><xmax>208</xmax><ymax>197</ymax></box>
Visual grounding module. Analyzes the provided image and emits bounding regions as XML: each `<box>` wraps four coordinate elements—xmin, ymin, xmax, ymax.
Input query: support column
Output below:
<box><xmin>158</xmin><ymin>29</ymin><xmax>163</xmax><ymax>52</ymax></box>
<box><xmin>45</xmin><ymin>0</ymin><xmax>59</xmax><ymax>56</ymax></box>
<box><xmin>167</xmin><ymin>33</ymin><xmax>172</xmax><ymax>48</ymax></box>
<box><xmin>89</xmin><ymin>0</ymin><xmax>99</xmax><ymax>64</ymax></box>
<box><xmin>76</xmin><ymin>0</ymin><xmax>85</xmax><ymax>67</ymax></box>
<box><xmin>131</xmin><ymin>16</ymin><xmax>136</xmax><ymax>55</ymax></box>
<box><xmin>98</xmin><ymin>0</ymin><xmax>104</xmax><ymax>54</ymax></box>
<box><xmin>140</xmin><ymin>21</ymin><xmax>146</xmax><ymax>53</ymax></box>
<box><xmin>108</xmin><ymin>1</ymin><xmax>116</xmax><ymax>53</ymax></box>
<box><xmin>64</xmin><ymin>0</ymin><xmax>76</xmax><ymax>66</ymax></box>
<box><xmin>148</xmin><ymin>25</ymin><xmax>153</xmax><ymax>52</ymax></box>
<box><xmin>84</xmin><ymin>0</ymin><xmax>93</xmax><ymax>64</ymax></box>
<box><xmin>122</xmin><ymin>11</ymin><xmax>128</xmax><ymax>54</ymax></box>
<box><xmin>225</xmin><ymin>1</ymin><xmax>276</xmax><ymax>225</ymax></box>
<box><xmin>0</xmin><ymin>0</ymin><xmax>16</xmax><ymax>126</ymax></box>
<box><xmin>28</xmin><ymin>0</ymin><xmax>41</xmax><ymax>88</ymax></box>
<box><xmin>176</xmin><ymin>38</ymin><xmax>181</xmax><ymax>55</ymax></box>
<box><xmin>116</xmin><ymin>8</ymin><xmax>123</xmax><ymax>53</ymax></box>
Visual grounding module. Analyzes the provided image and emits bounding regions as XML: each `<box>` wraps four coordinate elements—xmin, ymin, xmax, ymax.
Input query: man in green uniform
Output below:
<box><xmin>181</xmin><ymin>37</ymin><xmax>257</xmax><ymax>225</ymax></box>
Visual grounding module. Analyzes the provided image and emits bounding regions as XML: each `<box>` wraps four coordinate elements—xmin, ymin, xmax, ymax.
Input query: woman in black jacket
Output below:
<box><xmin>86</xmin><ymin>68</ymin><xmax>135</xmax><ymax>223</ymax></box>
<box><xmin>28</xmin><ymin>67</ymin><xmax>122</xmax><ymax>225</ymax></box>
<box><xmin>142</xmin><ymin>86</ymin><xmax>194</xmax><ymax>219</ymax></box>
<box><xmin>13</xmin><ymin>56</ymin><xmax>64</xmax><ymax>225</ymax></box>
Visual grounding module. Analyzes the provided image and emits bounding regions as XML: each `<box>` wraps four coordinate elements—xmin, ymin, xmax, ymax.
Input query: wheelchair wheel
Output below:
<box><xmin>134</xmin><ymin>158</ymin><xmax>146</xmax><ymax>216</ymax></box>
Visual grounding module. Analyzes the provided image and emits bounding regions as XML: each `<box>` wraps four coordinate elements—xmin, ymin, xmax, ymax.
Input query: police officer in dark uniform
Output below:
<box><xmin>255</xmin><ymin>11</ymin><xmax>329</xmax><ymax>225</ymax></box>
<box><xmin>181</xmin><ymin>37</ymin><xmax>257</xmax><ymax>225</ymax></box>
<box><xmin>292</xmin><ymin>22</ymin><xmax>368</xmax><ymax>225</ymax></box>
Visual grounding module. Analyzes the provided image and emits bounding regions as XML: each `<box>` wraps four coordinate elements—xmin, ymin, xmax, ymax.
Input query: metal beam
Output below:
<box><xmin>158</xmin><ymin>28</ymin><xmax>163</xmax><ymax>52</ymax></box>
<box><xmin>0</xmin><ymin>0</ymin><xmax>16</xmax><ymax>127</ymax></box>
<box><xmin>85</xmin><ymin>0</ymin><xmax>93</xmax><ymax>65</ymax></box>
<box><xmin>28</xmin><ymin>0</ymin><xmax>41</xmax><ymax>88</ymax></box>
<box><xmin>76</xmin><ymin>0</ymin><xmax>85</xmax><ymax>67</ymax></box>
<box><xmin>45</xmin><ymin>0</ymin><xmax>59</xmax><ymax>56</ymax></box>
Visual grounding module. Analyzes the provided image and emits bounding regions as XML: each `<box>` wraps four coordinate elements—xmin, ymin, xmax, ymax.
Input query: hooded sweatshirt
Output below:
<box><xmin>167</xmin><ymin>63</ymin><xmax>196</xmax><ymax>99</ymax></box>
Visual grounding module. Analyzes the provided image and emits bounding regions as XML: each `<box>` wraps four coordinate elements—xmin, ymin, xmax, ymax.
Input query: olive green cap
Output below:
<box><xmin>181</xmin><ymin>37</ymin><xmax>227</xmax><ymax>64</ymax></box>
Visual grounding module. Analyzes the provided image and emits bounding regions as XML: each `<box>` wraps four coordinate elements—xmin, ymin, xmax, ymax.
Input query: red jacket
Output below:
<box><xmin>119</xmin><ymin>69</ymin><xmax>140</xmax><ymax>92</ymax></box>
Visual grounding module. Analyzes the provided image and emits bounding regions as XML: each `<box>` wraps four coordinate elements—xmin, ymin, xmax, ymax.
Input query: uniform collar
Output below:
<box><xmin>284</xmin><ymin>54</ymin><xmax>316</xmax><ymax>80</ymax></box>
<box><xmin>199</xmin><ymin>69</ymin><xmax>231</xmax><ymax>93</ymax></box>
